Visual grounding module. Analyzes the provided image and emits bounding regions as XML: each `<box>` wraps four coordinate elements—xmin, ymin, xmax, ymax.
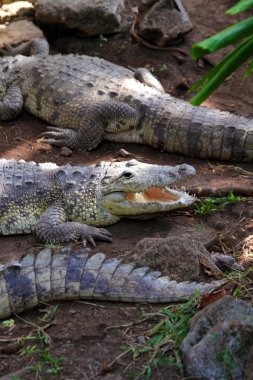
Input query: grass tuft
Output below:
<box><xmin>124</xmin><ymin>295</ymin><xmax>200</xmax><ymax>379</ymax></box>
<box><xmin>195</xmin><ymin>192</ymin><xmax>245</xmax><ymax>215</ymax></box>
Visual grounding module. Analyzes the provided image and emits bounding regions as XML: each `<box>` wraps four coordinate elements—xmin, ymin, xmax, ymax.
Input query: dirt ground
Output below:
<box><xmin>0</xmin><ymin>0</ymin><xmax>253</xmax><ymax>379</ymax></box>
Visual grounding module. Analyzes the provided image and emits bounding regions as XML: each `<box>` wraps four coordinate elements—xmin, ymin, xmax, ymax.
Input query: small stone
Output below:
<box><xmin>60</xmin><ymin>146</ymin><xmax>72</xmax><ymax>157</ymax></box>
<box><xmin>135</xmin><ymin>0</ymin><xmax>192</xmax><ymax>46</ymax></box>
<box><xmin>137</xmin><ymin>335</ymin><xmax>146</xmax><ymax>344</ymax></box>
<box><xmin>197</xmin><ymin>58</ymin><xmax>206</xmax><ymax>68</ymax></box>
<box><xmin>118</xmin><ymin>149</ymin><xmax>133</xmax><ymax>157</ymax></box>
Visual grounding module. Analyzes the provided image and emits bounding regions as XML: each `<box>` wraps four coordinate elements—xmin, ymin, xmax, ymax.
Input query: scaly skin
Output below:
<box><xmin>1</xmin><ymin>39</ymin><xmax>253</xmax><ymax>161</ymax></box>
<box><xmin>0</xmin><ymin>247</ymin><xmax>225</xmax><ymax>319</ymax></box>
<box><xmin>0</xmin><ymin>158</ymin><xmax>195</xmax><ymax>245</ymax></box>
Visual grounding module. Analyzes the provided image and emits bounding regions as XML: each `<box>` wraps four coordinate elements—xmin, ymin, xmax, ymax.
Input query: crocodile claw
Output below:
<box><xmin>83</xmin><ymin>227</ymin><xmax>113</xmax><ymax>247</ymax></box>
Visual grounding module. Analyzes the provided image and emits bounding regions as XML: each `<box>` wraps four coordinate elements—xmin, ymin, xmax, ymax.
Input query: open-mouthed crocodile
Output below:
<box><xmin>0</xmin><ymin>38</ymin><xmax>253</xmax><ymax>161</ymax></box>
<box><xmin>0</xmin><ymin>247</ymin><xmax>226</xmax><ymax>319</ymax></box>
<box><xmin>0</xmin><ymin>158</ymin><xmax>195</xmax><ymax>245</ymax></box>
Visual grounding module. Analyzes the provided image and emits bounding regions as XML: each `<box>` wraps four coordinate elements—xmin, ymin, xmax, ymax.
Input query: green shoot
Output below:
<box><xmin>124</xmin><ymin>296</ymin><xmax>200</xmax><ymax>379</ymax></box>
<box><xmin>195</xmin><ymin>192</ymin><xmax>245</xmax><ymax>215</ymax></box>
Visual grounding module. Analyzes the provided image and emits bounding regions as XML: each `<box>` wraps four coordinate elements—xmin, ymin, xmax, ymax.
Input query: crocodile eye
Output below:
<box><xmin>121</xmin><ymin>171</ymin><xmax>133</xmax><ymax>179</ymax></box>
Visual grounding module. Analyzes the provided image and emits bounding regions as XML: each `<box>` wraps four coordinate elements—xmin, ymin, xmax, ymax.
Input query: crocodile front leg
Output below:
<box><xmin>36</xmin><ymin>203</ymin><xmax>112</xmax><ymax>246</ymax></box>
<box><xmin>40</xmin><ymin>101</ymin><xmax>141</xmax><ymax>150</ymax></box>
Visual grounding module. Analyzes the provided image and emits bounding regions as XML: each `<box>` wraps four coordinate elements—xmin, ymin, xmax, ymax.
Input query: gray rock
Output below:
<box><xmin>132</xmin><ymin>235</ymin><xmax>202</xmax><ymax>281</ymax></box>
<box><xmin>33</xmin><ymin>0</ymin><xmax>125</xmax><ymax>36</ymax></box>
<box><xmin>131</xmin><ymin>234</ymin><xmax>243</xmax><ymax>282</ymax></box>
<box><xmin>135</xmin><ymin>0</ymin><xmax>192</xmax><ymax>46</ymax></box>
<box><xmin>181</xmin><ymin>296</ymin><xmax>253</xmax><ymax>380</ymax></box>
<box><xmin>184</xmin><ymin>320</ymin><xmax>253</xmax><ymax>380</ymax></box>
<box><xmin>181</xmin><ymin>296</ymin><xmax>253</xmax><ymax>353</ymax></box>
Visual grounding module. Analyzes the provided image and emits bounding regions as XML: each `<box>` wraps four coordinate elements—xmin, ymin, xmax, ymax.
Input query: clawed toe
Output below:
<box><xmin>86</xmin><ymin>227</ymin><xmax>113</xmax><ymax>247</ymax></box>
<box><xmin>99</xmin><ymin>228</ymin><xmax>113</xmax><ymax>237</ymax></box>
<box><xmin>96</xmin><ymin>229</ymin><xmax>113</xmax><ymax>243</ymax></box>
<box><xmin>40</xmin><ymin>131</ymin><xmax>66</xmax><ymax>139</ymax></box>
<box><xmin>39</xmin><ymin>129</ymin><xmax>68</xmax><ymax>146</ymax></box>
<box><xmin>86</xmin><ymin>232</ymin><xmax>112</xmax><ymax>248</ymax></box>
<box><xmin>39</xmin><ymin>137</ymin><xmax>68</xmax><ymax>147</ymax></box>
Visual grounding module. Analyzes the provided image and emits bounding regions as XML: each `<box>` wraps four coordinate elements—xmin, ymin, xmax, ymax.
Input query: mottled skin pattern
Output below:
<box><xmin>0</xmin><ymin>248</ymin><xmax>225</xmax><ymax>319</ymax></box>
<box><xmin>0</xmin><ymin>158</ymin><xmax>195</xmax><ymax>245</ymax></box>
<box><xmin>1</xmin><ymin>39</ymin><xmax>253</xmax><ymax>161</ymax></box>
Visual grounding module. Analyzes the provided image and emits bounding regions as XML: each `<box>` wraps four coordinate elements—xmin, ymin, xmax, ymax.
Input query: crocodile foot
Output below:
<box><xmin>40</xmin><ymin>126</ymin><xmax>80</xmax><ymax>149</ymax></box>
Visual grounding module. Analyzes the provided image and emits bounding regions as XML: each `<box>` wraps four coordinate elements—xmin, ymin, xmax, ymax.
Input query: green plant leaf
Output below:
<box><xmin>156</xmin><ymin>355</ymin><xmax>175</xmax><ymax>367</ymax></box>
<box><xmin>146</xmin><ymin>366</ymin><xmax>152</xmax><ymax>380</ymax></box>
<box><xmin>192</xmin><ymin>16</ymin><xmax>253</xmax><ymax>59</ymax></box>
<box><xmin>244</xmin><ymin>57</ymin><xmax>253</xmax><ymax>78</ymax></box>
<box><xmin>2</xmin><ymin>318</ymin><xmax>15</xmax><ymax>328</ymax></box>
<box><xmin>189</xmin><ymin>44</ymin><xmax>244</xmax><ymax>93</ymax></box>
<box><xmin>227</xmin><ymin>0</ymin><xmax>253</xmax><ymax>14</ymax></box>
<box><xmin>190</xmin><ymin>36</ymin><xmax>253</xmax><ymax>105</ymax></box>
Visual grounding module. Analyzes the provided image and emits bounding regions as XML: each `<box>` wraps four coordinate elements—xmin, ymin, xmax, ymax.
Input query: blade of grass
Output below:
<box><xmin>227</xmin><ymin>0</ymin><xmax>253</xmax><ymax>14</ymax></box>
<box><xmin>192</xmin><ymin>16</ymin><xmax>253</xmax><ymax>59</ymax></box>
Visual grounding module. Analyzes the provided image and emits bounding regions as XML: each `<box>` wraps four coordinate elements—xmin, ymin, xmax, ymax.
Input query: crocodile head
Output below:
<box><xmin>65</xmin><ymin>159</ymin><xmax>196</xmax><ymax>226</ymax></box>
<box><xmin>100</xmin><ymin>159</ymin><xmax>196</xmax><ymax>220</ymax></box>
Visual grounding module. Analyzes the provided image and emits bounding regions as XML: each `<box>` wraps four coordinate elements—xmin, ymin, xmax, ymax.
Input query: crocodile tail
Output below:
<box><xmin>147</xmin><ymin>96</ymin><xmax>253</xmax><ymax>162</ymax></box>
<box><xmin>0</xmin><ymin>248</ymin><xmax>225</xmax><ymax>319</ymax></box>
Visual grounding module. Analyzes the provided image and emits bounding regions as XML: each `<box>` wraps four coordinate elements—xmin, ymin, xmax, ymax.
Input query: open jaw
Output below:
<box><xmin>104</xmin><ymin>186</ymin><xmax>195</xmax><ymax>216</ymax></box>
<box><xmin>126</xmin><ymin>186</ymin><xmax>185</xmax><ymax>202</ymax></box>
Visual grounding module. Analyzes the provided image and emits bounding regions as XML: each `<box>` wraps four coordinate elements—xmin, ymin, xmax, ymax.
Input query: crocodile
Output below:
<box><xmin>0</xmin><ymin>247</ymin><xmax>226</xmax><ymax>319</ymax></box>
<box><xmin>0</xmin><ymin>158</ymin><xmax>195</xmax><ymax>245</ymax></box>
<box><xmin>1</xmin><ymin>38</ymin><xmax>253</xmax><ymax>162</ymax></box>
